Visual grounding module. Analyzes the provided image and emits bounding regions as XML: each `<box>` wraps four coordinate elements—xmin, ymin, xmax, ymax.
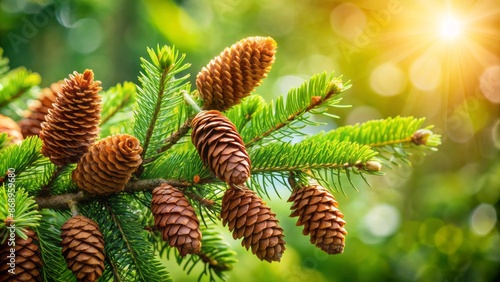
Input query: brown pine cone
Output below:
<box><xmin>191</xmin><ymin>110</ymin><xmax>250</xmax><ymax>186</ymax></box>
<box><xmin>196</xmin><ymin>36</ymin><xmax>277</xmax><ymax>111</ymax></box>
<box><xmin>0</xmin><ymin>228</ymin><xmax>42</xmax><ymax>282</ymax></box>
<box><xmin>221</xmin><ymin>186</ymin><xmax>285</xmax><ymax>262</ymax></box>
<box><xmin>0</xmin><ymin>114</ymin><xmax>23</xmax><ymax>144</ymax></box>
<box><xmin>151</xmin><ymin>183</ymin><xmax>202</xmax><ymax>256</ymax></box>
<box><xmin>18</xmin><ymin>81</ymin><xmax>62</xmax><ymax>138</ymax></box>
<box><xmin>60</xmin><ymin>215</ymin><xmax>105</xmax><ymax>282</ymax></box>
<box><xmin>72</xmin><ymin>134</ymin><xmax>143</xmax><ymax>195</ymax></box>
<box><xmin>40</xmin><ymin>70</ymin><xmax>102</xmax><ymax>166</ymax></box>
<box><xmin>288</xmin><ymin>182</ymin><xmax>347</xmax><ymax>254</ymax></box>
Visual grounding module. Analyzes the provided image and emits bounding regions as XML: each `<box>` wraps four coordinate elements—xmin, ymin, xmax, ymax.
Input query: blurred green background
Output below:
<box><xmin>1</xmin><ymin>0</ymin><xmax>499</xmax><ymax>281</ymax></box>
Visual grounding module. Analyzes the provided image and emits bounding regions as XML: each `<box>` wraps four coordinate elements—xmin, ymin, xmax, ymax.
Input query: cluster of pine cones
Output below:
<box><xmin>1</xmin><ymin>36</ymin><xmax>347</xmax><ymax>281</ymax></box>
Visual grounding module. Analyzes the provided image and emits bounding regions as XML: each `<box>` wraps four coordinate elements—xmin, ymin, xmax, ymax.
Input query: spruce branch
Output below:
<box><xmin>34</xmin><ymin>178</ymin><xmax>190</xmax><ymax>209</ymax></box>
<box><xmin>140</xmin><ymin>59</ymin><xmax>170</xmax><ymax>160</ymax></box>
<box><xmin>0</xmin><ymin>48</ymin><xmax>9</xmax><ymax>77</ymax></box>
<box><xmin>242</xmin><ymin>72</ymin><xmax>347</xmax><ymax>147</ymax></box>
<box><xmin>0</xmin><ymin>67</ymin><xmax>41</xmax><ymax>110</ymax></box>
<box><xmin>133</xmin><ymin>45</ymin><xmax>191</xmax><ymax>162</ymax></box>
<box><xmin>100</xmin><ymin>82</ymin><xmax>136</xmax><ymax>126</ymax></box>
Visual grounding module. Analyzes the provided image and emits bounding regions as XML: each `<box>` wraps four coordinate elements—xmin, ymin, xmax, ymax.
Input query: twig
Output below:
<box><xmin>35</xmin><ymin>178</ymin><xmax>193</xmax><ymax>209</ymax></box>
<box><xmin>39</xmin><ymin>165</ymin><xmax>67</xmax><ymax>196</ymax></box>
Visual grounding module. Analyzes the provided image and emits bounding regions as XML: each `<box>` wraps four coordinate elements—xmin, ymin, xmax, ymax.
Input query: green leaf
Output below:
<box><xmin>0</xmin><ymin>48</ymin><xmax>9</xmax><ymax>78</ymax></box>
<box><xmin>0</xmin><ymin>186</ymin><xmax>41</xmax><ymax>242</ymax></box>
<box><xmin>83</xmin><ymin>196</ymin><xmax>172</xmax><ymax>282</ymax></box>
<box><xmin>133</xmin><ymin>45</ymin><xmax>191</xmax><ymax>161</ymax></box>
<box><xmin>100</xmin><ymin>81</ymin><xmax>137</xmax><ymax>137</ymax></box>
<box><xmin>250</xmin><ymin>139</ymin><xmax>377</xmax><ymax>174</ymax></box>
<box><xmin>240</xmin><ymin>72</ymin><xmax>348</xmax><ymax>147</ymax></box>
<box><xmin>0</xmin><ymin>136</ymin><xmax>47</xmax><ymax>188</ymax></box>
<box><xmin>0</xmin><ymin>67</ymin><xmax>41</xmax><ymax>118</ymax></box>
<box><xmin>36</xmin><ymin>210</ymin><xmax>76</xmax><ymax>282</ymax></box>
<box><xmin>316</xmin><ymin>116</ymin><xmax>441</xmax><ymax>167</ymax></box>
<box><xmin>176</xmin><ymin>223</ymin><xmax>237</xmax><ymax>282</ymax></box>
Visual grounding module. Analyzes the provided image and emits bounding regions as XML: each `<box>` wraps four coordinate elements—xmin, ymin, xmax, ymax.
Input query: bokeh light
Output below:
<box><xmin>330</xmin><ymin>3</ymin><xmax>366</xmax><ymax>40</ymax></box>
<box><xmin>369</xmin><ymin>62</ymin><xmax>406</xmax><ymax>96</ymax></box>
<box><xmin>470</xmin><ymin>203</ymin><xmax>497</xmax><ymax>236</ymax></box>
<box><xmin>409</xmin><ymin>53</ymin><xmax>442</xmax><ymax>91</ymax></box>
<box><xmin>480</xmin><ymin>65</ymin><xmax>500</xmax><ymax>103</ymax></box>
<box><xmin>362</xmin><ymin>204</ymin><xmax>401</xmax><ymax>238</ymax></box>
<box><xmin>438</xmin><ymin>15</ymin><xmax>463</xmax><ymax>40</ymax></box>
<box><xmin>67</xmin><ymin>18</ymin><xmax>102</xmax><ymax>54</ymax></box>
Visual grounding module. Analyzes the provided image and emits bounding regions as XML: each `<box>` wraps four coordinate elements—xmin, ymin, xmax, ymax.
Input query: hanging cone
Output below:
<box><xmin>288</xmin><ymin>182</ymin><xmax>347</xmax><ymax>254</ymax></box>
<box><xmin>72</xmin><ymin>134</ymin><xmax>143</xmax><ymax>195</ymax></box>
<box><xmin>196</xmin><ymin>36</ymin><xmax>277</xmax><ymax>111</ymax></box>
<box><xmin>221</xmin><ymin>186</ymin><xmax>285</xmax><ymax>262</ymax></box>
<box><xmin>40</xmin><ymin>70</ymin><xmax>102</xmax><ymax>166</ymax></box>
<box><xmin>18</xmin><ymin>81</ymin><xmax>62</xmax><ymax>138</ymax></box>
<box><xmin>151</xmin><ymin>183</ymin><xmax>202</xmax><ymax>256</ymax></box>
<box><xmin>60</xmin><ymin>215</ymin><xmax>105</xmax><ymax>282</ymax></box>
<box><xmin>191</xmin><ymin>110</ymin><xmax>250</xmax><ymax>186</ymax></box>
<box><xmin>0</xmin><ymin>114</ymin><xmax>23</xmax><ymax>144</ymax></box>
<box><xmin>0</xmin><ymin>228</ymin><xmax>42</xmax><ymax>282</ymax></box>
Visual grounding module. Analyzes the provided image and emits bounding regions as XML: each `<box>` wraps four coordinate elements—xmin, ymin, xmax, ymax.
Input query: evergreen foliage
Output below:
<box><xmin>0</xmin><ymin>38</ymin><xmax>441</xmax><ymax>281</ymax></box>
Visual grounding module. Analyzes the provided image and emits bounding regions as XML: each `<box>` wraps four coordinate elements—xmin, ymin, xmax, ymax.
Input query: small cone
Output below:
<box><xmin>288</xmin><ymin>182</ymin><xmax>347</xmax><ymax>254</ymax></box>
<box><xmin>60</xmin><ymin>215</ymin><xmax>105</xmax><ymax>282</ymax></box>
<box><xmin>0</xmin><ymin>228</ymin><xmax>42</xmax><ymax>282</ymax></box>
<box><xmin>191</xmin><ymin>110</ymin><xmax>250</xmax><ymax>186</ymax></box>
<box><xmin>151</xmin><ymin>183</ymin><xmax>202</xmax><ymax>256</ymax></box>
<box><xmin>221</xmin><ymin>186</ymin><xmax>285</xmax><ymax>262</ymax></box>
<box><xmin>72</xmin><ymin>134</ymin><xmax>143</xmax><ymax>195</ymax></box>
<box><xmin>40</xmin><ymin>70</ymin><xmax>102</xmax><ymax>166</ymax></box>
<box><xmin>18</xmin><ymin>81</ymin><xmax>62</xmax><ymax>138</ymax></box>
<box><xmin>196</xmin><ymin>36</ymin><xmax>277</xmax><ymax>111</ymax></box>
<box><xmin>0</xmin><ymin>114</ymin><xmax>23</xmax><ymax>144</ymax></box>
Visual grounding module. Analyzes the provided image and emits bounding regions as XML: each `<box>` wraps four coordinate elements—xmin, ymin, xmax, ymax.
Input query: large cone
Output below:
<box><xmin>196</xmin><ymin>36</ymin><xmax>277</xmax><ymax>111</ymax></box>
<box><xmin>191</xmin><ymin>110</ymin><xmax>250</xmax><ymax>186</ymax></box>
<box><xmin>72</xmin><ymin>134</ymin><xmax>143</xmax><ymax>195</ymax></box>
<box><xmin>60</xmin><ymin>215</ymin><xmax>105</xmax><ymax>282</ymax></box>
<box><xmin>288</xmin><ymin>182</ymin><xmax>347</xmax><ymax>254</ymax></box>
<box><xmin>221</xmin><ymin>186</ymin><xmax>285</xmax><ymax>262</ymax></box>
<box><xmin>40</xmin><ymin>70</ymin><xmax>102</xmax><ymax>166</ymax></box>
<box><xmin>151</xmin><ymin>183</ymin><xmax>202</xmax><ymax>256</ymax></box>
<box><xmin>0</xmin><ymin>228</ymin><xmax>42</xmax><ymax>281</ymax></box>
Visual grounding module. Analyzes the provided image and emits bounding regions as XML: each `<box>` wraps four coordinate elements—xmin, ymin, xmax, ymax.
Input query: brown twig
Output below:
<box><xmin>35</xmin><ymin>178</ymin><xmax>194</xmax><ymax>209</ymax></box>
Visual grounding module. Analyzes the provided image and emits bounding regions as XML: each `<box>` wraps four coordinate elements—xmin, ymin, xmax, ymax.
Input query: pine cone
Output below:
<box><xmin>221</xmin><ymin>186</ymin><xmax>285</xmax><ymax>262</ymax></box>
<box><xmin>0</xmin><ymin>228</ymin><xmax>42</xmax><ymax>282</ymax></box>
<box><xmin>60</xmin><ymin>215</ymin><xmax>105</xmax><ymax>282</ymax></box>
<box><xmin>0</xmin><ymin>114</ymin><xmax>23</xmax><ymax>144</ymax></box>
<box><xmin>18</xmin><ymin>81</ymin><xmax>62</xmax><ymax>138</ymax></box>
<box><xmin>40</xmin><ymin>70</ymin><xmax>102</xmax><ymax>166</ymax></box>
<box><xmin>191</xmin><ymin>110</ymin><xmax>250</xmax><ymax>186</ymax></box>
<box><xmin>151</xmin><ymin>183</ymin><xmax>202</xmax><ymax>256</ymax></box>
<box><xmin>288</xmin><ymin>182</ymin><xmax>347</xmax><ymax>254</ymax></box>
<box><xmin>72</xmin><ymin>134</ymin><xmax>143</xmax><ymax>195</ymax></box>
<box><xmin>196</xmin><ymin>36</ymin><xmax>277</xmax><ymax>111</ymax></box>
